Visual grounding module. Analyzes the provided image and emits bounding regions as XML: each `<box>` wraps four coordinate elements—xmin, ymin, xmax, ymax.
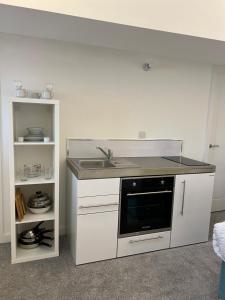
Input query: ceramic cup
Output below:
<box><xmin>44</xmin><ymin>137</ymin><xmax>50</xmax><ymax>143</ymax></box>
<box><xmin>16</xmin><ymin>89</ymin><xmax>26</xmax><ymax>98</ymax></box>
<box><xmin>17</xmin><ymin>137</ymin><xmax>24</xmax><ymax>142</ymax></box>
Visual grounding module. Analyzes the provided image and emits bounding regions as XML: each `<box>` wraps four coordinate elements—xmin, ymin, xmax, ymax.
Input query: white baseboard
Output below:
<box><xmin>212</xmin><ymin>198</ymin><xmax>225</xmax><ymax>212</ymax></box>
<box><xmin>0</xmin><ymin>232</ymin><xmax>10</xmax><ymax>243</ymax></box>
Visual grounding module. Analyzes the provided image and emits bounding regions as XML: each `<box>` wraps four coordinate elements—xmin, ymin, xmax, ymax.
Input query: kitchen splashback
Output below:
<box><xmin>66</xmin><ymin>139</ymin><xmax>183</xmax><ymax>158</ymax></box>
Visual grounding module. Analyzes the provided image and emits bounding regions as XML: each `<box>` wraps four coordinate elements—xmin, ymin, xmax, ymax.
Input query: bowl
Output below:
<box><xmin>28</xmin><ymin>199</ymin><xmax>52</xmax><ymax>208</ymax></box>
<box><xmin>28</xmin><ymin>205</ymin><xmax>51</xmax><ymax>214</ymax></box>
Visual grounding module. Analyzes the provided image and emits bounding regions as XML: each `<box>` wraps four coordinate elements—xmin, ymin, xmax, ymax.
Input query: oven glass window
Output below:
<box><xmin>120</xmin><ymin>177</ymin><xmax>174</xmax><ymax>235</ymax></box>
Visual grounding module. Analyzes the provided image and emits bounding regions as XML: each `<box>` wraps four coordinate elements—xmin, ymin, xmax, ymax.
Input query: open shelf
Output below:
<box><xmin>12</xmin><ymin>97</ymin><xmax>59</xmax><ymax>105</ymax></box>
<box><xmin>16</xmin><ymin>210</ymin><xmax>55</xmax><ymax>224</ymax></box>
<box><xmin>15</xmin><ymin>246</ymin><xmax>57</xmax><ymax>264</ymax></box>
<box><xmin>9</xmin><ymin>98</ymin><xmax>59</xmax><ymax>263</ymax></box>
<box><xmin>12</xmin><ymin>100</ymin><xmax>56</xmax><ymax>142</ymax></box>
<box><xmin>14</xmin><ymin>219</ymin><xmax>56</xmax><ymax>264</ymax></box>
<box><xmin>15</xmin><ymin>177</ymin><xmax>55</xmax><ymax>186</ymax></box>
<box><xmin>10</xmin><ymin>98</ymin><xmax>59</xmax><ymax>264</ymax></box>
<box><xmin>14</xmin><ymin>142</ymin><xmax>55</xmax><ymax>146</ymax></box>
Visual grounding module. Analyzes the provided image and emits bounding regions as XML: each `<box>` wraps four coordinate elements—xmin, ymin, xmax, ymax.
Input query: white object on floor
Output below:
<box><xmin>213</xmin><ymin>221</ymin><xmax>225</xmax><ymax>261</ymax></box>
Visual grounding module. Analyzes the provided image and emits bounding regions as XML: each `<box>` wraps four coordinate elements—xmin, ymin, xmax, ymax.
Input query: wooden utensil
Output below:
<box><xmin>15</xmin><ymin>188</ymin><xmax>26</xmax><ymax>221</ymax></box>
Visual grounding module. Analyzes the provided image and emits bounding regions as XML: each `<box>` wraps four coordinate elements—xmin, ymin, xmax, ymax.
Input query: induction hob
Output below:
<box><xmin>163</xmin><ymin>156</ymin><xmax>210</xmax><ymax>166</ymax></box>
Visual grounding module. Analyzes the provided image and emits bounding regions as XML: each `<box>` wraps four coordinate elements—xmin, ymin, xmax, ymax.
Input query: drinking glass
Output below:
<box><xmin>44</xmin><ymin>166</ymin><xmax>53</xmax><ymax>180</ymax></box>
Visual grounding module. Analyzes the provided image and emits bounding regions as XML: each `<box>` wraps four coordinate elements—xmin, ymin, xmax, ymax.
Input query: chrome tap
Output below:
<box><xmin>96</xmin><ymin>146</ymin><xmax>113</xmax><ymax>161</ymax></box>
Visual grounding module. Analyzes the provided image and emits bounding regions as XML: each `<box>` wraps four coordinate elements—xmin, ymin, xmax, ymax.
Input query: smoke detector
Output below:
<box><xmin>143</xmin><ymin>63</ymin><xmax>152</xmax><ymax>71</ymax></box>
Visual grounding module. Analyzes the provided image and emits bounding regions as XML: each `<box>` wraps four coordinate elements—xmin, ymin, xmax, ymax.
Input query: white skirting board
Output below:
<box><xmin>211</xmin><ymin>198</ymin><xmax>225</xmax><ymax>212</ymax></box>
<box><xmin>0</xmin><ymin>232</ymin><xmax>10</xmax><ymax>243</ymax></box>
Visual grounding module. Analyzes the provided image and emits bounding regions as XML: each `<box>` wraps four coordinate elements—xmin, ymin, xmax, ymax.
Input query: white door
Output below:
<box><xmin>170</xmin><ymin>173</ymin><xmax>214</xmax><ymax>248</ymax></box>
<box><xmin>76</xmin><ymin>211</ymin><xmax>118</xmax><ymax>265</ymax></box>
<box><xmin>206</xmin><ymin>67</ymin><xmax>225</xmax><ymax>211</ymax></box>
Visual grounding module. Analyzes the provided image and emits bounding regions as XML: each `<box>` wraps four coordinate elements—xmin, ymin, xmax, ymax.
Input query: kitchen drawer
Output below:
<box><xmin>77</xmin><ymin>178</ymin><xmax>120</xmax><ymax>197</ymax></box>
<box><xmin>77</xmin><ymin>194</ymin><xmax>119</xmax><ymax>214</ymax></box>
<box><xmin>117</xmin><ymin>231</ymin><xmax>171</xmax><ymax>257</ymax></box>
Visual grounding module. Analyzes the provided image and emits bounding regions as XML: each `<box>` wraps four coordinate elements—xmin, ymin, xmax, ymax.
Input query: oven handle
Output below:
<box><xmin>79</xmin><ymin>203</ymin><xmax>118</xmax><ymax>209</ymax></box>
<box><xmin>129</xmin><ymin>235</ymin><xmax>163</xmax><ymax>243</ymax></box>
<box><xmin>126</xmin><ymin>190</ymin><xmax>173</xmax><ymax>196</ymax></box>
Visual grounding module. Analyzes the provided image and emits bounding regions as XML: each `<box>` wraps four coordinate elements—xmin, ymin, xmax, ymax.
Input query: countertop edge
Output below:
<box><xmin>67</xmin><ymin>158</ymin><xmax>216</xmax><ymax>180</ymax></box>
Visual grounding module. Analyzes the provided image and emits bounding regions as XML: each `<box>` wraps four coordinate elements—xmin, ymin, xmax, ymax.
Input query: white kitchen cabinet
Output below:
<box><xmin>117</xmin><ymin>231</ymin><xmax>171</xmax><ymax>257</ymax></box>
<box><xmin>76</xmin><ymin>211</ymin><xmax>118</xmax><ymax>264</ymax></box>
<box><xmin>170</xmin><ymin>173</ymin><xmax>215</xmax><ymax>248</ymax></box>
<box><xmin>67</xmin><ymin>168</ymin><xmax>120</xmax><ymax>265</ymax></box>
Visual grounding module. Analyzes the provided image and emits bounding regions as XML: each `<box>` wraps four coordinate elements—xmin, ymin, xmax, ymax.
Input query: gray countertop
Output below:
<box><xmin>67</xmin><ymin>156</ymin><xmax>216</xmax><ymax>180</ymax></box>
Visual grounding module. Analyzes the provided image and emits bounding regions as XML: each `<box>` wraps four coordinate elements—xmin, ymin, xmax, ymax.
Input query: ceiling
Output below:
<box><xmin>1</xmin><ymin>4</ymin><xmax>225</xmax><ymax>65</ymax></box>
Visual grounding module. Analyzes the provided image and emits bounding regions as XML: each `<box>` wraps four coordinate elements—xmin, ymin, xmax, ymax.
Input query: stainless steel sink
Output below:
<box><xmin>78</xmin><ymin>159</ymin><xmax>116</xmax><ymax>169</ymax></box>
<box><xmin>73</xmin><ymin>158</ymin><xmax>138</xmax><ymax>170</ymax></box>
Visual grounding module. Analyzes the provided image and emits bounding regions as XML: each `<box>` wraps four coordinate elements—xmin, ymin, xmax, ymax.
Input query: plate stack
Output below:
<box><xmin>24</xmin><ymin>127</ymin><xmax>44</xmax><ymax>142</ymax></box>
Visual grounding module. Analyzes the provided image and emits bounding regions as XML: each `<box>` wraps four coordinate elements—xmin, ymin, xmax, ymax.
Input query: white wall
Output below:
<box><xmin>0</xmin><ymin>33</ymin><xmax>212</xmax><ymax>242</ymax></box>
<box><xmin>1</xmin><ymin>0</ymin><xmax>225</xmax><ymax>41</ymax></box>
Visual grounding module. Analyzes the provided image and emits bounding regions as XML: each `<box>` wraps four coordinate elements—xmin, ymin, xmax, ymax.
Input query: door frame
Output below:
<box><xmin>0</xmin><ymin>83</ymin><xmax>10</xmax><ymax>243</ymax></box>
<box><xmin>204</xmin><ymin>65</ymin><xmax>225</xmax><ymax>212</ymax></box>
<box><xmin>0</xmin><ymin>85</ymin><xmax>4</xmax><ymax>242</ymax></box>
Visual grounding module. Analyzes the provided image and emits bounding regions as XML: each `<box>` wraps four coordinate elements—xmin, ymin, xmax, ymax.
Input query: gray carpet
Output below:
<box><xmin>1</xmin><ymin>212</ymin><xmax>225</xmax><ymax>300</ymax></box>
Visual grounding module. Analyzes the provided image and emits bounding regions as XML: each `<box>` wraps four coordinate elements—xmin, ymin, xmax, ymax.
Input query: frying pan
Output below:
<box><xmin>18</xmin><ymin>221</ymin><xmax>54</xmax><ymax>249</ymax></box>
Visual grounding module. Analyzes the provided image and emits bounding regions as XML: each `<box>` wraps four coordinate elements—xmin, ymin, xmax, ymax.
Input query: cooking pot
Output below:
<box><xmin>28</xmin><ymin>191</ymin><xmax>52</xmax><ymax>208</ymax></box>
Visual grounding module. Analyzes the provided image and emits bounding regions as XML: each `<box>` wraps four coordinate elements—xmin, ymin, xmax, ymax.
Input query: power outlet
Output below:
<box><xmin>138</xmin><ymin>131</ymin><xmax>146</xmax><ymax>139</ymax></box>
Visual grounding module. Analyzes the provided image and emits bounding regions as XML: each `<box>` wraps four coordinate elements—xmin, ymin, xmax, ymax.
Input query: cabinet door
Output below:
<box><xmin>170</xmin><ymin>173</ymin><xmax>214</xmax><ymax>248</ymax></box>
<box><xmin>76</xmin><ymin>211</ymin><xmax>118</xmax><ymax>265</ymax></box>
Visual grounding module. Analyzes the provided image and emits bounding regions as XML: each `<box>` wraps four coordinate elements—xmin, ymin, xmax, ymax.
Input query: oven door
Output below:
<box><xmin>119</xmin><ymin>177</ymin><xmax>174</xmax><ymax>236</ymax></box>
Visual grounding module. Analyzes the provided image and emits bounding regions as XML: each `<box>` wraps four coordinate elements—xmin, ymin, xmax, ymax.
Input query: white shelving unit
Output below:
<box><xmin>14</xmin><ymin>142</ymin><xmax>55</xmax><ymax>146</ymax></box>
<box><xmin>9</xmin><ymin>97</ymin><xmax>59</xmax><ymax>264</ymax></box>
<box><xmin>15</xmin><ymin>178</ymin><xmax>55</xmax><ymax>186</ymax></box>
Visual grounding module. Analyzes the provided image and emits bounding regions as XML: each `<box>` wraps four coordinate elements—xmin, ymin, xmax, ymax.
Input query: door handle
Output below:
<box><xmin>209</xmin><ymin>144</ymin><xmax>220</xmax><ymax>148</ymax></box>
<box><xmin>181</xmin><ymin>180</ymin><xmax>186</xmax><ymax>216</ymax></box>
<box><xmin>127</xmin><ymin>190</ymin><xmax>172</xmax><ymax>196</ymax></box>
<box><xmin>79</xmin><ymin>203</ymin><xmax>118</xmax><ymax>209</ymax></box>
<box><xmin>129</xmin><ymin>235</ymin><xmax>163</xmax><ymax>243</ymax></box>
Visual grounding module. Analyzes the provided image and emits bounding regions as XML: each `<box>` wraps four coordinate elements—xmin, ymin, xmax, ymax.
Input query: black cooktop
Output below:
<box><xmin>163</xmin><ymin>156</ymin><xmax>210</xmax><ymax>166</ymax></box>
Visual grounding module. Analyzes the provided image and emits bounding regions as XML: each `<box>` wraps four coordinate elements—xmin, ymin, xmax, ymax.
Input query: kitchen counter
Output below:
<box><xmin>67</xmin><ymin>156</ymin><xmax>216</xmax><ymax>179</ymax></box>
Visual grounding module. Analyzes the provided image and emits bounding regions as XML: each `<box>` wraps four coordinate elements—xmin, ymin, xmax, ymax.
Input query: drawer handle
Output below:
<box><xmin>127</xmin><ymin>191</ymin><xmax>172</xmax><ymax>196</ymax></box>
<box><xmin>79</xmin><ymin>203</ymin><xmax>118</xmax><ymax>209</ymax></box>
<box><xmin>129</xmin><ymin>235</ymin><xmax>163</xmax><ymax>243</ymax></box>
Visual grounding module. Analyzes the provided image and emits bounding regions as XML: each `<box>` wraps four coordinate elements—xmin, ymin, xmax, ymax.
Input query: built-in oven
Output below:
<box><xmin>119</xmin><ymin>176</ymin><xmax>174</xmax><ymax>237</ymax></box>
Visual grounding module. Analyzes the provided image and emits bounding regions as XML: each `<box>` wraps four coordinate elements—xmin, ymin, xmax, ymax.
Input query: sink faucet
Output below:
<box><xmin>96</xmin><ymin>147</ymin><xmax>113</xmax><ymax>161</ymax></box>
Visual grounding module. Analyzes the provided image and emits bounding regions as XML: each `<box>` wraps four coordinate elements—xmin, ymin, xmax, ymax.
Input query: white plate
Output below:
<box><xmin>24</xmin><ymin>136</ymin><xmax>44</xmax><ymax>141</ymax></box>
<box><xmin>27</xmin><ymin>127</ymin><xmax>44</xmax><ymax>135</ymax></box>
